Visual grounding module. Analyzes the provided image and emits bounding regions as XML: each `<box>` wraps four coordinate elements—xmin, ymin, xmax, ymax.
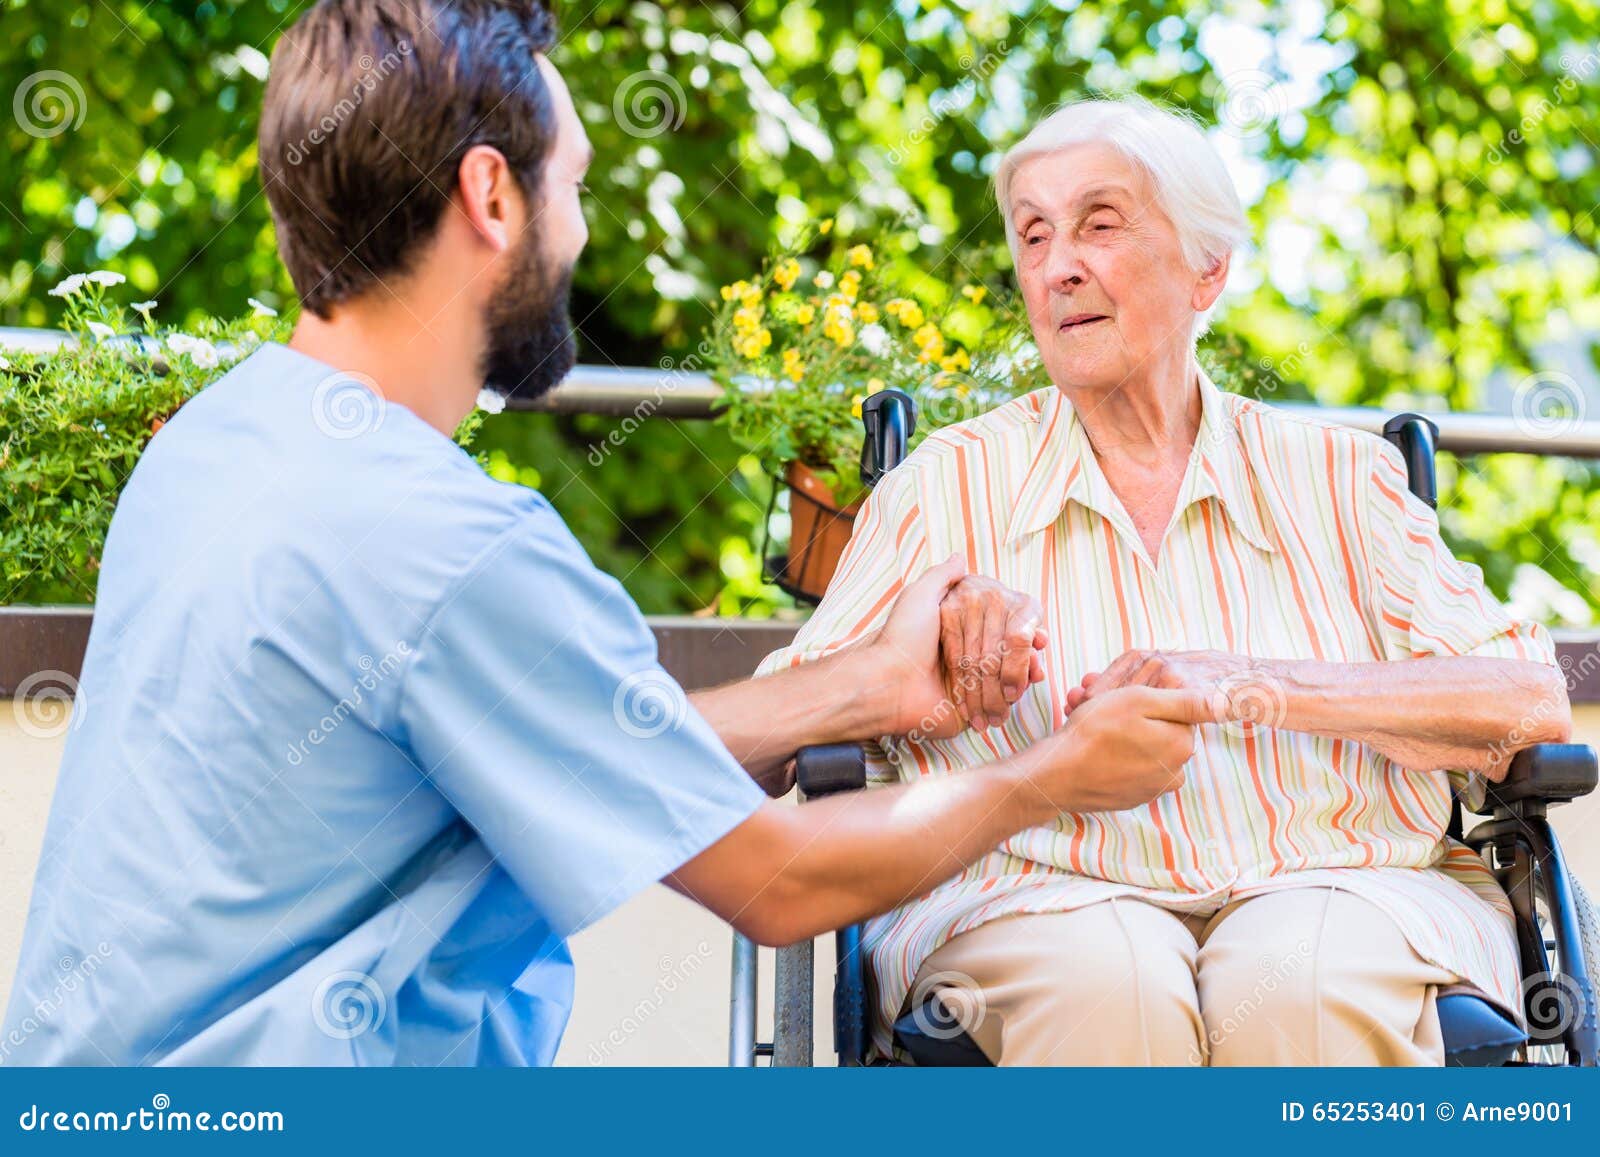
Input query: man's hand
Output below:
<box><xmin>863</xmin><ymin>553</ymin><xmax>971</xmax><ymax>739</ymax></box>
<box><xmin>937</xmin><ymin>574</ymin><xmax>1048</xmax><ymax>732</ymax></box>
<box><xmin>1019</xmin><ymin>684</ymin><xmax>1216</xmax><ymax>812</ymax></box>
<box><xmin>865</xmin><ymin>558</ymin><xmax>1048</xmax><ymax>739</ymax></box>
<box><xmin>1068</xmin><ymin>648</ymin><xmax>1246</xmax><ymax>722</ymax></box>
<box><xmin>668</xmin><ymin>682</ymin><xmax>1219</xmax><ymax>948</ymax></box>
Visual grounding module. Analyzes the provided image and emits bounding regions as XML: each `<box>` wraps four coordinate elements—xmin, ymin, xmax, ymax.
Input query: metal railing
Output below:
<box><xmin>7</xmin><ymin>325</ymin><xmax>1600</xmax><ymax>457</ymax></box>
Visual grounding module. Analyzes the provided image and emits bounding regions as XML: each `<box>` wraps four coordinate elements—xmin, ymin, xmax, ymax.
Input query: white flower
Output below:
<box><xmin>85</xmin><ymin>321</ymin><xmax>116</xmax><ymax>340</ymax></box>
<box><xmin>86</xmin><ymin>270</ymin><xmax>126</xmax><ymax>287</ymax></box>
<box><xmin>813</xmin><ymin>271</ymin><xmax>835</xmax><ymax>289</ymax></box>
<box><xmin>166</xmin><ymin>333</ymin><xmax>220</xmax><ymax>369</ymax></box>
<box><xmin>49</xmin><ymin>274</ymin><xmax>87</xmax><ymax>298</ymax></box>
<box><xmin>247</xmin><ymin>296</ymin><xmax>278</xmax><ymax>318</ymax></box>
<box><xmin>0</xmin><ymin>355</ymin><xmax>11</xmax><ymax>370</ymax></box>
<box><xmin>476</xmin><ymin>387</ymin><xmax>506</xmax><ymax>414</ymax></box>
<box><xmin>859</xmin><ymin>322</ymin><xmax>889</xmax><ymax>356</ymax></box>
<box><xmin>130</xmin><ymin>300</ymin><xmax>157</xmax><ymax>313</ymax></box>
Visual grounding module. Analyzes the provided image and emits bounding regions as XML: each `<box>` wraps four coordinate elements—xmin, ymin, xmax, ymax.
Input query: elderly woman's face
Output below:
<box><xmin>1009</xmin><ymin>142</ymin><xmax>1215</xmax><ymax>393</ymax></box>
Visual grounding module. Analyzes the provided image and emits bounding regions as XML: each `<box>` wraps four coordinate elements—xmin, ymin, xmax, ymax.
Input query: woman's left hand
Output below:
<box><xmin>1071</xmin><ymin>648</ymin><xmax>1261</xmax><ymax>723</ymax></box>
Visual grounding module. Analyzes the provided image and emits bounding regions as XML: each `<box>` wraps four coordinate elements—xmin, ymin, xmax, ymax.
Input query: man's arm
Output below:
<box><xmin>668</xmin><ymin>683</ymin><xmax>1217</xmax><ymax>946</ymax></box>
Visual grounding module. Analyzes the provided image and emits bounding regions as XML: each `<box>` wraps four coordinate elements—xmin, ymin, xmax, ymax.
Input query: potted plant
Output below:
<box><xmin>706</xmin><ymin>228</ymin><xmax>1046</xmax><ymax>602</ymax></box>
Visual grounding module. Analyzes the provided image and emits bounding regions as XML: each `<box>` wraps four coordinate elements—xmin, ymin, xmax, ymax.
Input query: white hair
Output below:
<box><xmin>994</xmin><ymin>96</ymin><xmax>1249</xmax><ymax>276</ymax></box>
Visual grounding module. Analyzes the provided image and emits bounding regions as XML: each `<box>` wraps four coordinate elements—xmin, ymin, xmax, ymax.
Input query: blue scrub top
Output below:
<box><xmin>1</xmin><ymin>343</ymin><xmax>765</xmax><ymax>1066</ymax></box>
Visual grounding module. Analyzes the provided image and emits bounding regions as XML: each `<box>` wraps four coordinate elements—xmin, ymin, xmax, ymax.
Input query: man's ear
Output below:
<box><xmin>1192</xmin><ymin>251</ymin><xmax>1231</xmax><ymax>313</ymax></box>
<box><xmin>454</xmin><ymin>144</ymin><xmax>524</xmax><ymax>254</ymax></box>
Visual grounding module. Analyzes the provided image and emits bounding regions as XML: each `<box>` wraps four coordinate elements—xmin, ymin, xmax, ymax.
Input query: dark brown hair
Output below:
<box><xmin>259</xmin><ymin>0</ymin><xmax>558</xmax><ymax>317</ymax></box>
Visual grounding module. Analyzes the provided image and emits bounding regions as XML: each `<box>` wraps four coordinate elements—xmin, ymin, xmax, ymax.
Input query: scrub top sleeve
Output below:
<box><xmin>397</xmin><ymin>502</ymin><xmax>766</xmax><ymax>940</ymax></box>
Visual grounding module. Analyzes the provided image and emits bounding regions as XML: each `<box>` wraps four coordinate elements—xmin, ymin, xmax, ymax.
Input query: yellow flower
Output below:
<box><xmin>732</xmin><ymin>305</ymin><xmax>763</xmax><ymax>334</ymax></box>
<box><xmin>772</xmin><ymin>258</ymin><xmax>801</xmax><ymax>292</ymax></box>
<box><xmin>819</xmin><ymin>218</ymin><xmax>834</xmax><ymax>235</ymax></box>
<box><xmin>739</xmin><ymin>284</ymin><xmax>762</xmax><ymax>310</ymax></box>
<box><xmin>822</xmin><ymin>300</ymin><xmax>855</xmax><ymax>347</ymax></box>
<box><xmin>960</xmin><ymin>284</ymin><xmax>987</xmax><ymax>305</ymax></box>
<box><xmin>735</xmin><ymin>328</ymin><xmax>773</xmax><ymax>359</ymax></box>
<box><xmin>866</xmin><ymin>377</ymin><xmax>886</xmax><ymax>394</ymax></box>
<box><xmin>847</xmin><ymin>244</ymin><xmax>875</xmax><ymax>270</ymax></box>
<box><xmin>794</xmin><ymin>303</ymin><xmax>816</xmax><ymax>325</ymax></box>
<box><xmin>838</xmin><ymin>269</ymin><xmax>862</xmax><ymax>302</ymax></box>
<box><xmin>940</xmin><ymin>348</ymin><xmax>971</xmax><ymax>373</ymax></box>
<box><xmin>913</xmin><ymin>323</ymin><xmax>945</xmax><ymax>364</ymax></box>
<box><xmin>855</xmin><ymin>301</ymin><xmax>880</xmax><ymax>324</ymax></box>
<box><xmin>721</xmin><ymin>279</ymin><xmax>751</xmax><ymax>303</ymax></box>
<box><xmin>851</xmin><ymin>393</ymin><xmax>864</xmax><ymax>419</ymax></box>
<box><xmin>782</xmin><ymin>347</ymin><xmax>805</xmax><ymax>382</ymax></box>
<box><xmin>885</xmin><ymin>298</ymin><xmax>924</xmax><ymax>328</ymax></box>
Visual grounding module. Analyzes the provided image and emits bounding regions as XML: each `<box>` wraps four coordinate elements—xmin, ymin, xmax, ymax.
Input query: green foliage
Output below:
<box><xmin>4</xmin><ymin>0</ymin><xmax>1599</xmax><ymax>621</ymax></box>
<box><xmin>0</xmin><ymin>277</ymin><xmax>482</xmax><ymax>603</ymax></box>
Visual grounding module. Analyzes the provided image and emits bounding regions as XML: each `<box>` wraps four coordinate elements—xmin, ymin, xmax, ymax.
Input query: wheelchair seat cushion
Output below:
<box><xmin>1437</xmin><ymin>991</ymin><xmax>1526</xmax><ymax>1067</ymax></box>
<box><xmin>892</xmin><ymin>991</ymin><xmax>1523</xmax><ymax>1067</ymax></box>
<box><xmin>892</xmin><ymin>996</ymin><xmax>993</xmax><ymax>1067</ymax></box>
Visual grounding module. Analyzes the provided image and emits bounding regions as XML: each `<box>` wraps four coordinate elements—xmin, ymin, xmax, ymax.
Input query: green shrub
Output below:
<box><xmin>0</xmin><ymin>274</ymin><xmax>483</xmax><ymax>604</ymax></box>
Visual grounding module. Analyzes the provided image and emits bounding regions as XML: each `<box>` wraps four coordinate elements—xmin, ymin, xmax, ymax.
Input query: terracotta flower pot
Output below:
<box><xmin>773</xmin><ymin>461</ymin><xmax>862</xmax><ymax>604</ymax></box>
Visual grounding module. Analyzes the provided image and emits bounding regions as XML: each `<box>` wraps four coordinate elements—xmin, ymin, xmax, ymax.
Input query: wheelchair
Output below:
<box><xmin>730</xmin><ymin>390</ymin><xmax>1600</xmax><ymax>1068</ymax></box>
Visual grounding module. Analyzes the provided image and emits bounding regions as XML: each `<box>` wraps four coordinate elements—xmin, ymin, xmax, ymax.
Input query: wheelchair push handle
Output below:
<box><xmin>1381</xmin><ymin>412</ymin><xmax>1441</xmax><ymax>509</ymax></box>
<box><xmin>860</xmin><ymin>388</ymin><xmax>917</xmax><ymax>488</ymax></box>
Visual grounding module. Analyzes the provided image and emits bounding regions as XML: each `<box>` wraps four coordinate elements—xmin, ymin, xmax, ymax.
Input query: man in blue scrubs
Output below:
<box><xmin>1</xmin><ymin>0</ymin><xmax>1212</xmax><ymax>1065</ymax></box>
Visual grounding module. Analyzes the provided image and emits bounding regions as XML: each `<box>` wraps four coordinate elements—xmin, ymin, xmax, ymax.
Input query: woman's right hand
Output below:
<box><xmin>1014</xmin><ymin>685</ymin><xmax>1219</xmax><ymax>813</ymax></box>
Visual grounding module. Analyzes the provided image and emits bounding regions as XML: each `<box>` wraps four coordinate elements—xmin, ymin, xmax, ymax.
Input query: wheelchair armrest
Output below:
<box><xmin>795</xmin><ymin>742</ymin><xmax>867</xmax><ymax>798</ymax></box>
<box><xmin>1474</xmin><ymin>743</ymin><xmax>1599</xmax><ymax>815</ymax></box>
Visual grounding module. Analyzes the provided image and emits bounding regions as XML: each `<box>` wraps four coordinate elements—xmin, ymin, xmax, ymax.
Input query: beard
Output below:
<box><xmin>481</xmin><ymin>226</ymin><xmax>577</xmax><ymax>402</ymax></box>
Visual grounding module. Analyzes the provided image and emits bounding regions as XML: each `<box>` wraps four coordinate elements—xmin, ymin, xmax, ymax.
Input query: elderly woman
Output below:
<box><xmin>758</xmin><ymin>96</ymin><xmax>1571</xmax><ymax>1066</ymax></box>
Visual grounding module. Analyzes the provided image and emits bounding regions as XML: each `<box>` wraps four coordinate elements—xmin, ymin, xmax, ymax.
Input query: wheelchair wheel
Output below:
<box><xmin>1523</xmin><ymin>871</ymin><xmax>1599</xmax><ymax>1065</ymax></box>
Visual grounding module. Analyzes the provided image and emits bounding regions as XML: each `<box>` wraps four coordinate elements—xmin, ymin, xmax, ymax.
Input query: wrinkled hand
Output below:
<box><xmin>1068</xmin><ymin>648</ymin><xmax>1261</xmax><ymax>725</ymax></box>
<box><xmin>937</xmin><ymin>574</ymin><xmax>1048</xmax><ymax>732</ymax></box>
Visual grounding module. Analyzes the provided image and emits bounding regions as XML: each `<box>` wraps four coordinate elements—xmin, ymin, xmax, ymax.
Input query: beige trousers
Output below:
<box><xmin>903</xmin><ymin>888</ymin><xmax>1457</xmax><ymax>1066</ymax></box>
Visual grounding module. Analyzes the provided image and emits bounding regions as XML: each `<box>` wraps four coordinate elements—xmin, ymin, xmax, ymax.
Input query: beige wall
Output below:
<box><xmin>4</xmin><ymin>707</ymin><xmax>1599</xmax><ymax>1065</ymax></box>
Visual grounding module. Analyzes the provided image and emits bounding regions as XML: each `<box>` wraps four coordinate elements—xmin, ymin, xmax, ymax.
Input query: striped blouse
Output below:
<box><xmin>758</xmin><ymin>370</ymin><xmax>1554</xmax><ymax>1056</ymax></box>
